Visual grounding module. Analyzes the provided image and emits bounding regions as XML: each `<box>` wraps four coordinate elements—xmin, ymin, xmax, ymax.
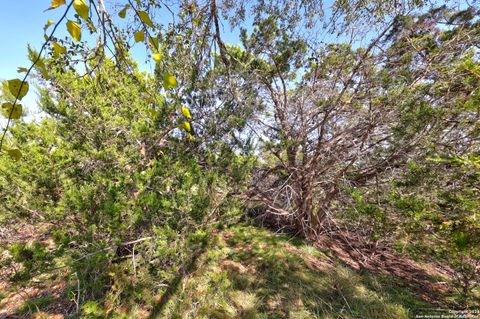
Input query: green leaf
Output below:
<box><xmin>153</xmin><ymin>52</ymin><xmax>162</xmax><ymax>63</ymax></box>
<box><xmin>17</xmin><ymin>67</ymin><xmax>28</xmax><ymax>73</ymax></box>
<box><xmin>134</xmin><ymin>31</ymin><xmax>144</xmax><ymax>43</ymax></box>
<box><xmin>163</xmin><ymin>72</ymin><xmax>177</xmax><ymax>90</ymax></box>
<box><xmin>118</xmin><ymin>5</ymin><xmax>129</xmax><ymax>18</ymax></box>
<box><xmin>181</xmin><ymin>106</ymin><xmax>192</xmax><ymax>119</ymax></box>
<box><xmin>35</xmin><ymin>58</ymin><xmax>51</xmax><ymax>80</ymax></box>
<box><xmin>46</xmin><ymin>0</ymin><xmax>65</xmax><ymax>11</ymax></box>
<box><xmin>148</xmin><ymin>36</ymin><xmax>159</xmax><ymax>50</ymax></box>
<box><xmin>184</xmin><ymin>121</ymin><xmax>191</xmax><ymax>132</ymax></box>
<box><xmin>82</xmin><ymin>301</ymin><xmax>102</xmax><ymax>316</ymax></box>
<box><xmin>44</xmin><ymin>19</ymin><xmax>55</xmax><ymax>31</ymax></box>
<box><xmin>73</xmin><ymin>0</ymin><xmax>89</xmax><ymax>20</ymax></box>
<box><xmin>52</xmin><ymin>42</ymin><xmax>67</xmax><ymax>56</ymax></box>
<box><xmin>66</xmin><ymin>20</ymin><xmax>81</xmax><ymax>42</ymax></box>
<box><xmin>7</xmin><ymin>79</ymin><xmax>29</xmax><ymax>100</ymax></box>
<box><xmin>453</xmin><ymin>231</ymin><xmax>469</xmax><ymax>251</ymax></box>
<box><xmin>2</xmin><ymin>103</ymin><xmax>22</xmax><ymax>119</ymax></box>
<box><xmin>138</xmin><ymin>11</ymin><xmax>153</xmax><ymax>27</ymax></box>
<box><xmin>150</xmin><ymin>108</ymin><xmax>158</xmax><ymax>119</ymax></box>
<box><xmin>6</xmin><ymin>148</ymin><xmax>22</xmax><ymax>161</ymax></box>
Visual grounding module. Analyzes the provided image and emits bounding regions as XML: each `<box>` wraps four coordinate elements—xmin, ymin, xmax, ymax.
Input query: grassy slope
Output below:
<box><xmin>145</xmin><ymin>224</ymin><xmax>432</xmax><ymax>319</ymax></box>
<box><xmin>2</xmin><ymin>224</ymin><xmax>444</xmax><ymax>318</ymax></box>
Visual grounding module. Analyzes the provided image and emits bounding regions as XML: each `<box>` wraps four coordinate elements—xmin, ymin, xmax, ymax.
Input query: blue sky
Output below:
<box><xmin>0</xmin><ymin>1</ymin><xmax>82</xmax><ymax>80</ymax></box>
<box><xmin>0</xmin><ymin>1</ymin><xmax>148</xmax><ymax>77</ymax></box>
<box><xmin>1</xmin><ymin>0</ymin><xmax>453</xmax><ymax>122</ymax></box>
<box><xmin>0</xmin><ymin>0</ymin><xmax>245</xmax><ymax>122</ymax></box>
<box><xmin>0</xmin><ymin>0</ymin><xmax>172</xmax><ymax>121</ymax></box>
<box><xmin>0</xmin><ymin>1</ymin><xmax>63</xmax><ymax>121</ymax></box>
<box><xmin>0</xmin><ymin>0</ymin><xmax>464</xmax><ymax>86</ymax></box>
<box><xmin>0</xmin><ymin>0</ymin><xmax>243</xmax><ymax>81</ymax></box>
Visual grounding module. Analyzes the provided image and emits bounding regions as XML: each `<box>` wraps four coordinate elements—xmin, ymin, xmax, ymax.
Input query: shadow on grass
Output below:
<box><xmin>313</xmin><ymin>231</ymin><xmax>455</xmax><ymax>307</ymax></box>
<box><xmin>153</xmin><ymin>225</ymin><xmax>435</xmax><ymax>319</ymax></box>
<box><xmin>147</xmin><ymin>245</ymin><xmax>208</xmax><ymax>319</ymax></box>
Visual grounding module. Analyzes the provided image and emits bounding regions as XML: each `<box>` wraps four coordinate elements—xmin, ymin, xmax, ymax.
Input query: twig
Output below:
<box><xmin>72</xmin><ymin>272</ymin><xmax>80</xmax><ymax>314</ymax></box>
<box><xmin>132</xmin><ymin>244</ymin><xmax>137</xmax><ymax>277</ymax></box>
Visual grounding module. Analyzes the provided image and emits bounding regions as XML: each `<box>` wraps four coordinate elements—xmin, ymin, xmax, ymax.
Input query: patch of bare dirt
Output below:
<box><xmin>285</xmin><ymin>245</ymin><xmax>333</xmax><ymax>272</ymax></box>
<box><xmin>220</xmin><ymin>260</ymin><xmax>249</xmax><ymax>274</ymax></box>
<box><xmin>0</xmin><ymin>280</ymin><xmax>73</xmax><ymax>318</ymax></box>
<box><xmin>0</xmin><ymin>223</ymin><xmax>72</xmax><ymax>318</ymax></box>
<box><xmin>315</xmin><ymin>231</ymin><xmax>453</xmax><ymax>305</ymax></box>
<box><xmin>0</xmin><ymin>223</ymin><xmax>53</xmax><ymax>247</ymax></box>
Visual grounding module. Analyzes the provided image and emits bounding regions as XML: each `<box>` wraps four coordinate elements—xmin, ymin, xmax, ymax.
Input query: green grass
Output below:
<box><xmin>18</xmin><ymin>295</ymin><xmax>54</xmax><ymax>315</ymax></box>
<box><xmin>148</xmin><ymin>224</ymin><xmax>432</xmax><ymax>319</ymax></box>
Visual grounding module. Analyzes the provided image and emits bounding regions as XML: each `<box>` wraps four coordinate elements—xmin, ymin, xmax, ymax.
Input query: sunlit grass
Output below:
<box><xmin>153</xmin><ymin>224</ymin><xmax>432</xmax><ymax>319</ymax></box>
